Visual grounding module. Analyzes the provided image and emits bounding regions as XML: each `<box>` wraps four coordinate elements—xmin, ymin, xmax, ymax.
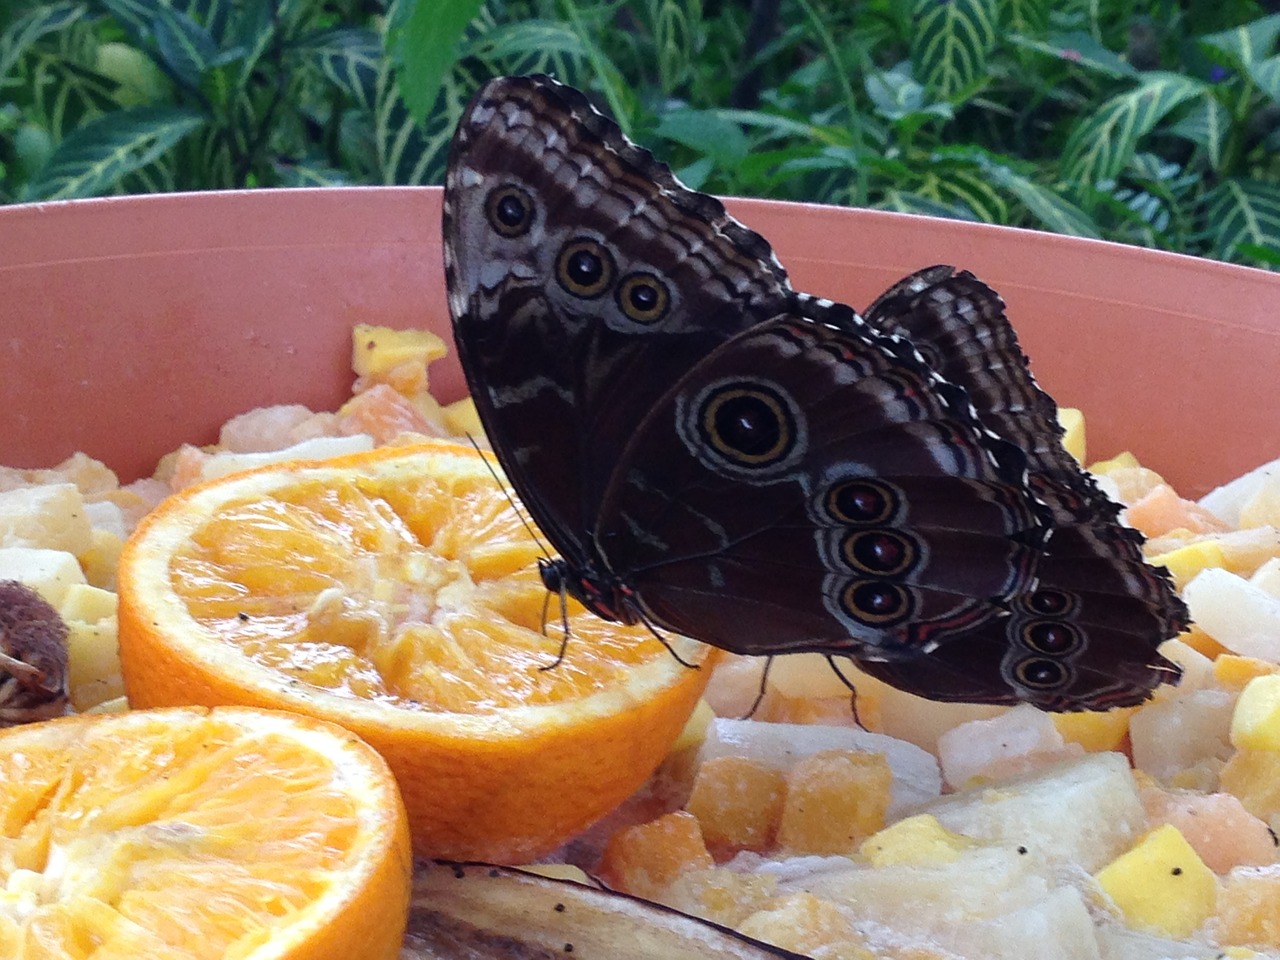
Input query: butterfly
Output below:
<box><xmin>441</xmin><ymin>74</ymin><xmax>1187</xmax><ymax>711</ymax></box>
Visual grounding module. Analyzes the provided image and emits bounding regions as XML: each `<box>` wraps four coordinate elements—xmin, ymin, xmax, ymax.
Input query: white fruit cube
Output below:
<box><xmin>0</xmin><ymin>547</ymin><xmax>87</xmax><ymax>608</ymax></box>
<box><xmin>1182</xmin><ymin>567</ymin><xmax>1280</xmax><ymax>661</ymax></box>
<box><xmin>0</xmin><ymin>483</ymin><xmax>92</xmax><ymax>554</ymax></box>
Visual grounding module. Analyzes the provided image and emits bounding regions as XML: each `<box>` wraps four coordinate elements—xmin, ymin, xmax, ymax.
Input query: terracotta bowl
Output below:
<box><xmin>2</xmin><ymin>187</ymin><xmax>1278</xmax><ymax>497</ymax></box>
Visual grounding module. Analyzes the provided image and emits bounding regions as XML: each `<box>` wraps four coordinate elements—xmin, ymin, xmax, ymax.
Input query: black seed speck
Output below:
<box><xmin>238</xmin><ymin>611</ymin><xmax>250</xmax><ymax>621</ymax></box>
<box><xmin>488</xmin><ymin>868</ymin><xmax>500</xmax><ymax>878</ymax></box>
<box><xmin>554</xmin><ymin>903</ymin><xmax>566</xmax><ymax>913</ymax></box>
<box><xmin>1017</xmin><ymin>846</ymin><xmax>1028</xmax><ymax>855</ymax></box>
<box><xmin>1171</xmin><ymin>866</ymin><xmax>1183</xmax><ymax>876</ymax></box>
<box><xmin>451</xmin><ymin>864</ymin><xmax>465</xmax><ymax>879</ymax></box>
<box><xmin>564</xmin><ymin>944</ymin><xmax>574</xmax><ymax>953</ymax></box>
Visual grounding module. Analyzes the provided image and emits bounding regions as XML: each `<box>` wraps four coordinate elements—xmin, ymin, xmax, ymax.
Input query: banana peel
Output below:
<box><xmin>403</xmin><ymin>860</ymin><xmax>810</xmax><ymax>959</ymax></box>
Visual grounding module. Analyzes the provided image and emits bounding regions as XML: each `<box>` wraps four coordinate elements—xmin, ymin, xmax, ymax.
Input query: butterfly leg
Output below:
<box><xmin>635</xmin><ymin>613</ymin><xmax>702</xmax><ymax>670</ymax></box>
<box><xmin>537</xmin><ymin>581</ymin><xmax>573</xmax><ymax>672</ymax></box>
<box><xmin>742</xmin><ymin>656</ymin><xmax>774</xmax><ymax>720</ymax></box>
<box><xmin>824</xmin><ymin>655</ymin><xmax>869</xmax><ymax>731</ymax></box>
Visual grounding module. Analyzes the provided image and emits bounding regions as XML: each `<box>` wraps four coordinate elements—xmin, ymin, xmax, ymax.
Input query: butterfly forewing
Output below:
<box><xmin>444</xmin><ymin>74</ymin><xmax>792</xmax><ymax>569</ymax></box>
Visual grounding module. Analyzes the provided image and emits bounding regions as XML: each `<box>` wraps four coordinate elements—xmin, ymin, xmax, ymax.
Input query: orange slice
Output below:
<box><xmin>0</xmin><ymin>705</ymin><xmax>411</xmax><ymax>960</ymax></box>
<box><xmin>116</xmin><ymin>441</ymin><xmax>714</xmax><ymax>862</ymax></box>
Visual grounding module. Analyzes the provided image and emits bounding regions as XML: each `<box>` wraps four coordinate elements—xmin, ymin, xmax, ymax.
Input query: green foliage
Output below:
<box><xmin>1</xmin><ymin>0</ymin><xmax>1279</xmax><ymax>267</ymax></box>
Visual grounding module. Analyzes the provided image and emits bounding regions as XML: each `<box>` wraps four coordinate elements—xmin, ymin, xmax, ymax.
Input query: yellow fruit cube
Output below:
<box><xmin>1215</xmin><ymin>655</ymin><xmax>1280</xmax><ymax>692</ymax></box>
<box><xmin>686</xmin><ymin>755</ymin><xmax>787</xmax><ymax>856</ymax></box>
<box><xmin>859</xmin><ymin>814</ymin><xmax>973</xmax><ymax>867</ymax></box>
<box><xmin>1057</xmin><ymin>408</ymin><xmax>1086</xmax><ymax>464</ymax></box>
<box><xmin>442</xmin><ymin>397</ymin><xmax>485</xmax><ymax>438</ymax></box>
<box><xmin>1089</xmin><ymin>450</ymin><xmax>1140</xmax><ymax>475</ymax></box>
<box><xmin>351</xmin><ymin>324</ymin><xmax>446</xmax><ymax>378</ymax></box>
<box><xmin>670</xmin><ymin>698</ymin><xmax>715</xmax><ymax>754</ymax></box>
<box><xmin>738</xmin><ymin>892</ymin><xmax>873</xmax><ymax>957</ymax></box>
<box><xmin>1094</xmin><ymin>824</ymin><xmax>1218</xmax><ymax>939</ymax></box>
<box><xmin>1147</xmin><ymin>539</ymin><xmax>1227</xmax><ymax>590</ymax></box>
<box><xmin>663</xmin><ymin>866</ymin><xmax>779</xmax><ymax>928</ymax></box>
<box><xmin>1052</xmin><ymin>707</ymin><xmax>1135</xmax><ymax>752</ymax></box>
<box><xmin>777</xmin><ymin>750</ymin><xmax>893</xmax><ymax>855</ymax></box>
<box><xmin>1231</xmin><ymin>675</ymin><xmax>1280</xmax><ymax>751</ymax></box>
<box><xmin>66</xmin><ymin>616</ymin><xmax>124</xmax><ymax>712</ymax></box>
<box><xmin>78</xmin><ymin>528</ymin><xmax>124</xmax><ymax>590</ymax></box>
<box><xmin>1217</xmin><ymin>869</ymin><xmax>1280</xmax><ymax>949</ymax></box>
<box><xmin>1220</xmin><ymin>749</ymin><xmax>1280</xmax><ymax>821</ymax></box>
<box><xmin>58</xmin><ymin>583</ymin><xmax>118</xmax><ymax>624</ymax></box>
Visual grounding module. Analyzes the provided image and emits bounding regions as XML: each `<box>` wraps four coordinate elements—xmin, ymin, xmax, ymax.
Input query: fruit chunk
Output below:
<box><xmin>1219</xmin><ymin>748</ymin><xmax>1280</xmax><ymax>822</ymax></box>
<box><xmin>1140</xmin><ymin>785</ymin><xmax>1277</xmax><ymax>874</ymax></box>
<box><xmin>685</xmin><ymin>756</ymin><xmax>786</xmax><ymax>857</ymax></box>
<box><xmin>1052</xmin><ymin>706</ymin><xmax>1134</xmax><ymax>752</ymax></box>
<box><xmin>776</xmin><ymin>749</ymin><xmax>892</xmax><ymax>855</ymax></box>
<box><xmin>351</xmin><ymin>323</ymin><xmax>446</xmax><ymax>379</ymax></box>
<box><xmin>859</xmin><ymin>814</ymin><xmax>973</xmax><ymax>867</ymax></box>
<box><xmin>1147</xmin><ymin>539</ymin><xmax>1227</xmax><ymax>590</ymax></box>
<box><xmin>1057</xmin><ymin>407</ymin><xmax>1086</xmax><ymax>464</ymax></box>
<box><xmin>737</xmin><ymin>893</ymin><xmax>870</xmax><ymax>957</ymax></box>
<box><xmin>1231</xmin><ymin>675</ymin><xmax>1280</xmax><ymax>751</ymax></box>
<box><xmin>0</xmin><ymin>706</ymin><xmax>411</xmax><ymax>959</ymax></box>
<box><xmin>1183</xmin><ymin>567</ymin><xmax>1280</xmax><ymax>660</ymax></box>
<box><xmin>599</xmin><ymin>811</ymin><xmax>714</xmax><ymax>900</ymax></box>
<box><xmin>117</xmin><ymin>441</ymin><xmax>713</xmax><ymax>862</ymax></box>
<box><xmin>0</xmin><ymin>547</ymin><xmax>86</xmax><ymax>608</ymax></box>
<box><xmin>0</xmin><ymin>483</ymin><xmax>92</xmax><ymax>554</ymax></box>
<box><xmin>1217</xmin><ymin>868</ymin><xmax>1280</xmax><ymax>949</ymax></box>
<box><xmin>921</xmin><ymin>752</ymin><xmax>1144</xmax><ymax>871</ymax></box>
<box><xmin>1094</xmin><ymin>824</ymin><xmax>1218</xmax><ymax>939</ymax></box>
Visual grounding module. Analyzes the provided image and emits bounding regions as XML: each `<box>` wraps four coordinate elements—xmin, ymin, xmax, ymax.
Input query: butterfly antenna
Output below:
<box><xmin>824</xmin><ymin>655</ymin><xmax>867</xmax><ymax>731</ymax></box>
<box><xmin>465</xmin><ymin>433</ymin><xmax>554</xmax><ymax>561</ymax></box>
<box><xmin>741</xmin><ymin>656</ymin><xmax>774</xmax><ymax>720</ymax></box>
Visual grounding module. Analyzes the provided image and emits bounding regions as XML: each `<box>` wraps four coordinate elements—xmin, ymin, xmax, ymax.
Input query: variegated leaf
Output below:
<box><xmin>1204</xmin><ymin>178</ymin><xmax>1280</xmax><ymax>265</ymax></box>
<box><xmin>1062</xmin><ymin>73</ymin><xmax>1206</xmax><ymax>185</ymax></box>
<box><xmin>910</xmin><ymin>0</ymin><xmax>998</xmax><ymax>102</ymax></box>
<box><xmin>0</xmin><ymin>1</ymin><xmax>84</xmax><ymax>86</ymax></box>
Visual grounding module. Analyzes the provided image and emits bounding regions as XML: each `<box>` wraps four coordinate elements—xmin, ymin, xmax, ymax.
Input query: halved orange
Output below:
<box><xmin>116</xmin><ymin>441</ymin><xmax>714</xmax><ymax>863</ymax></box>
<box><xmin>0</xmin><ymin>705</ymin><xmax>411</xmax><ymax>960</ymax></box>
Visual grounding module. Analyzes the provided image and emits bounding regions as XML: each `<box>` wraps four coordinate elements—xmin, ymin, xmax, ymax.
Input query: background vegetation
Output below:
<box><xmin>2</xmin><ymin>0</ymin><xmax>1278</xmax><ymax>266</ymax></box>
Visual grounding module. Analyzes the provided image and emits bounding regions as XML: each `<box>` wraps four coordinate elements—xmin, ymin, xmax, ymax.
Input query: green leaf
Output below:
<box><xmin>1203</xmin><ymin>178</ymin><xmax>1280</xmax><ymax>264</ymax></box>
<box><xmin>1169</xmin><ymin>94</ymin><xmax>1232</xmax><ymax>170</ymax></box>
<box><xmin>655</xmin><ymin>109</ymin><xmax>748</xmax><ymax>168</ymax></box>
<box><xmin>153</xmin><ymin>3</ymin><xmax>219</xmax><ymax>90</ymax></box>
<box><xmin>1235</xmin><ymin>242</ymin><xmax>1280</xmax><ymax>267</ymax></box>
<box><xmin>272</xmin><ymin>159</ymin><xmax>352</xmax><ymax>187</ymax></box>
<box><xmin>978</xmin><ymin>161</ymin><xmax>1102</xmax><ymax>237</ymax></box>
<box><xmin>1062</xmin><ymin>73</ymin><xmax>1207</xmax><ymax>185</ymax></box>
<box><xmin>386</xmin><ymin>0</ymin><xmax>485</xmax><ymax>123</ymax></box>
<box><xmin>25</xmin><ymin>54</ymin><xmax>119</xmax><ymax>139</ymax></box>
<box><xmin>865</xmin><ymin>62</ymin><xmax>953</xmax><ymax>126</ymax></box>
<box><xmin>910</xmin><ymin>0</ymin><xmax>998</xmax><ymax>102</ymax></box>
<box><xmin>877</xmin><ymin>189</ymin><xmax>977</xmax><ymax>220</ymax></box>
<box><xmin>996</xmin><ymin>0</ymin><xmax>1049</xmax><ymax>37</ymax></box>
<box><xmin>0</xmin><ymin>0</ymin><xmax>84</xmax><ymax>86</ymax></box>
<box><xmin>25</xmin><ymin>105</ymin><xmax>205</xmax><ymax>199</ymax></box>
<box><xmin>296</xmin><ymin>28</ymin><xmax>380</xmax><ymax>113</ymax></box>
<box><xmin>460</xmin><ymin>19</ymin><xmax>586</xmax><ymax>62</ymax></box>
<box><xmin>373</xmin><ymin>58</ymin><xmax>460</xmax><ymax>184</ymax></box>
<box><xmin>915</xmin><ymin>165</ymin><xmax>1008</xmax><ymax>223</ymax></box>
<box><xmin>1200</xmin><ymin>13</ymin><xmax>1280</xmax><ymax>71</ymax></box>
<box><xmin>1248</xmin><ymin>54</ymin><xmax>1280</xmax><ymax>104</ymax></box>
<box><xmin>1006</xmin><ymin>30</ymin><xmax>1139</xmax><ymax>79</ymax></box>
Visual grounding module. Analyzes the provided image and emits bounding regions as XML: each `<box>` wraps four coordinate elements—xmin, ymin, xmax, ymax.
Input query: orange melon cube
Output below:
<box><xmin>598</xmin><ymin>811</ymin><xmax>713</xmax><ymax>900</ymax></box>
<box><xmin>776</xmin><ymin>749</ymin><xmax>893</xmax><ymax>855</ymax></box>
<box><xmin>1218</xmin><ymin>869</ymin><xmax>1280</xmax><ymax>949</ymax></box>
<box><xmin>685</xmin><ymin>756</ymin><xmax>786</xmax><ymax>857</ymax></box>
<box><xmin>1220</xmin><ymin>749</ymin><xmax>1280</xmax><ymax>822</ymax></box>
<box><xmin>1215</xmin><ymin>655</ymin><xmax>1280</xmax><ymax>691</ymax></box>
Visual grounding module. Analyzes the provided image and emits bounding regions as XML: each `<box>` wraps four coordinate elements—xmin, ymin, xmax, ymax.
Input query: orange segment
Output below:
<box><xmin>116</xmin><ymin>441</ymin><xmax>714</xmax><ymax>862</ymax></box>
<box><xmin>0</xmin><ymin>706</ymin><xmax>411</xmax><ymax>960</ymax></box>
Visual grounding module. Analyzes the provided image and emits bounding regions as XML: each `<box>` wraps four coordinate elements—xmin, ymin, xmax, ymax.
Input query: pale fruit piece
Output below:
<box><xmin>598</xmin><ymin>811</ymin><xmax>714</xmax><ymax>900</ymax></box>
<box><xmin>1146</xmin><ymin>539</ymin><xmax>1226</xmax><ymax>591</ymax></box>
<box><xmin>0</xmin><ymin>546</ymin><xmax>86</xmax><ymax>607</ymax></box>
<box><xmin>1129</xmin><ymin>688</ymin><xmax>1235</xmax><ymax>783</ymax></box>
<box><xmin>1093</xmin><ymin>923</ymin><xmax>1224</xmax><ymax>959</ymax></box>
<box><xmin>0</xmin><ymin>483</ymin><xmax>92</xmax><ymax>554</ymax></box>
<box><xmin>662</xmin><ymin>867</ymin><xmax>780</xmax><ymax>928</ymax></box>
<box><xmin>945</xmin><ymin>886</ymin><xmax>1101</xmax><ymax>960</ymax></box>
<box><xmin>1200</xmin><ymin>455</ymin><xmax>1280</xmax><ymax>527</ymax></box>
<box><xmin>936</xmin><ymin>703</ymin><xmax>1065</xmax><ymax>789</ymax></box>
<box><xmin>1219</xmin><ymin>748</ymin><xmax>1280</xmax><ymax>823</ymax></box>
<box><xmin>698</xmin><ymin>718</ymin><xmax>941</xmax><ymax>817</ymax></box>
<box><xmin>1154</xmin><ymin>637</ymin><xmax>1217</xmax><ymax>696</ymax></box>
<box><xmin>686</xmin><ymin>756</ymin><xmax>787</xmax><ymax>856</ymax></box>
<box><xmin>776</xmin><ymin>844</ymin><xmax>1052</xmax><ymax>934</ymax></box>
<box><xmin>919</xmin><ymin>752</ymin><xmax>1144</xmax><ymax>871</ymax></box>
<box><xmin>1231</xmin><ymin>675</ymin><xmax>1280</xmax><ymax>751</ymax></box>
<box><xmin>840</xmin><ymin>662</ymin><xmax>1005</xmax><ymax>754</ymax></box>
<box><xmin>1183</xmin><ymin>567</ymin><xmax>1280</xmax><ymax>660</ymax></box>
<box><xmin>1252</xmin><ymin>557</ymin><xmax>1280</xmax><ymax>598</ymax></box>
<box><xmin>197</xmin><ymin>433</ymin><xmax>376</xmax><ymax>482</ymax></box>
<box><xmin>1216</xmin><ymin>867</ymin><xmax>1280</xmax><ymax>949</ymax></box>
<box><xmin>351</xmin><ymin>324</ymin><xmax>446</xmax><ymax>379</ymax></box>
<box><xmin>65</xmin><ymin>615</ymin><xmax>124</xmax><ymax>711</ymax></box>
<box><xmin>1140</xmin><ymin>785</ymin><xmax>1277</xmax><ymax>874</ymax></box>
<box><xmin>1094</xmin><ymin>824</ymin><xmax>1218</xmax><ymax>940</ymax></box>
<box><xmin>57</xmin><ymin>582</ymin><xmax>116</xmax><ymax>623</ymax></box>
